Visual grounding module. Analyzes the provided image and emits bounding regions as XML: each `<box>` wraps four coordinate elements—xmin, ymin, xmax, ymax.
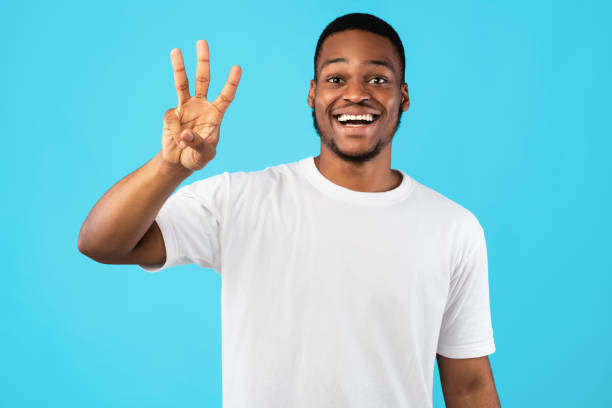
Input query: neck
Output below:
<box><xmin>314</xmin><ymin>144</ymin><xmax>402</xmax><ymax>192</ymax></box>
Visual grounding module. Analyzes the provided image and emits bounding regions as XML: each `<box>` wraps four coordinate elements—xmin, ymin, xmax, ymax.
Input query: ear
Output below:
<box><xmin>307</xmin><ymin>79</ymin><xmax>316</xmax><ymax>108</ymax></box>
<box><xmin>400</xmin><ymin>83</ymin><xmax>410</xmax><ymax>112</ymax></box>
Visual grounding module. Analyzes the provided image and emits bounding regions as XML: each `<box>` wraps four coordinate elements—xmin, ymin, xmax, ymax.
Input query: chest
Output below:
<box><xmin>222</xmin><ymin>196</ymin><xmax>452</xmax><ymax>314</ymax></box>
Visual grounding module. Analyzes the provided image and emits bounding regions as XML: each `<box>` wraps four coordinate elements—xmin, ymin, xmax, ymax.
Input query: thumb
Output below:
<box><xmin>179</xmin><ymin>129</ymin><xmax>203</xmax><ymax>149</ymax></box>
<box><xmin>179</xmin><ymin>129</ymin><xmax>216</xmax><ymax>164</ymax></box>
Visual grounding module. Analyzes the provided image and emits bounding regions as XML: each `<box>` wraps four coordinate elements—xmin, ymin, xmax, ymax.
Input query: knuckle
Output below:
<box><xmin>210</xmin><ymin>102</ymin><xmax>223</xmax><ymax>114</ymax></box>
<box><xmin>164</xmin><ymin>109</ymin><xmax>178</xmax><ymax>123</ymax></box>
<box><xmin>195</xmin><ymin>75</ymin><xmax>210</xmax><ymax>84</ymax></box>
<box><xmin>176</xmin><ymin>83</ymin><xmax>189</xmax><ymax>92</ymax></box>
<box><xmin>218</xmin><ymin>93</ymin><xmax>232</xmax><ymax>103</ymax></box>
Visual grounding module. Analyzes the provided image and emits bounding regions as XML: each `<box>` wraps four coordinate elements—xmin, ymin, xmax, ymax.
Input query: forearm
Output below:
<box><xmin>78</xmin><ymin>150</ymin><xmax>191</xmax><ymax>258</ymax></box>
<box><xmin>443</xmin><ymin>383</ymin><xmax>501</xmax><ymax>408</ymax></box>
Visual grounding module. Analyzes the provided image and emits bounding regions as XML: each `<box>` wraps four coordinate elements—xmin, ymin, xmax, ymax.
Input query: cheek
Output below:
<box><xmin>314</xmin><ymin>89</ymin><xmax>338</xmax><ymax>109</ymax></box>
<box><xmin>380</xmin><ymin>89</ymin><xmax>401</xmax><ymax>104</ymax></box>
<box><xmin>382</xmin><ymin>95</ymin><xmax>402</xmax><ymax>116</ymax></box>
<box><xmin>314</xmin><ymin>100</ymin><xmax>334</xmax><ymax>121</ymax></box>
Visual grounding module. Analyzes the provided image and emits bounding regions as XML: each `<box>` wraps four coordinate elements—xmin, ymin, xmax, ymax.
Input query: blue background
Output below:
<box><xmin>2</xmin><ymin>0</ymin><xmax>610</xmax><ymax>406</ymax></box>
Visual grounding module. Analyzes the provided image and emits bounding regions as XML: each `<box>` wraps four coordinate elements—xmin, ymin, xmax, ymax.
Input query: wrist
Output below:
<box><xmin>152</xmin><ymin>151</ymin><xmax>193</xmax><ymax>181</ymax></box>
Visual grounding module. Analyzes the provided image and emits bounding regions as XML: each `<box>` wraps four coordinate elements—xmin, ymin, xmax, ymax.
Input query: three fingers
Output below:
<box><xmin>170</xmin><ymin>40</ymin><xmax>241</xmax><ymax>113</ymax></box>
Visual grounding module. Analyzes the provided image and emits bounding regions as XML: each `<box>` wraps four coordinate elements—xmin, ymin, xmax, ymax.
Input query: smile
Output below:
<box><xmin>333</xmin><ymin>113</ymin><xmax>380</xmax><ymax>127</ymax></box>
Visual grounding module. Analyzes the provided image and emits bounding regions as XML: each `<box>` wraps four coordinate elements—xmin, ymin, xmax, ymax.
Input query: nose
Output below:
<box><xmin>342</xmin><ymin>79</ymin><xmax>370</xmax><ymax>104</ymax></box>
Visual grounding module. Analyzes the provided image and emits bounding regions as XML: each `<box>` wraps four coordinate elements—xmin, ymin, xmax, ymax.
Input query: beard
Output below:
<box><xmin>311</xmin><ymin>106</ymin><xmax>403</xmax><ymax>164</ymax></box>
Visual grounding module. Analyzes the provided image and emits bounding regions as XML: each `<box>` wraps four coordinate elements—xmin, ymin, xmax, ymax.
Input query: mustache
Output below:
<box><xmin>330</xmin><ymin>102</ymin><xmax>380</xmax><ymax>112</ymax></box>
<box><xmin>310</xmin><ymin>105</ymin><xmax>404</xmax><ymax>134</ymax></box>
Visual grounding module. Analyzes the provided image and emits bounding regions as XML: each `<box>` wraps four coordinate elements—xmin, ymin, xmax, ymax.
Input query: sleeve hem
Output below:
<box><xmin>437</xmin><ymin>339</ymin><xmax>496</xmax><ymax>359</ymax></box>
<box><xmin>138</xmin><ymin>211</ymin><xmax>178</xmax><ymax>273</ymax></box>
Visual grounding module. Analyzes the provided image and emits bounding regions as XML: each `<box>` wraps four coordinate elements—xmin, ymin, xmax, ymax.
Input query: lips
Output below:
<box><xmin>333</xmin><ymin>113</ymin><xmax>380</xmax><ymax>127</ymax></box>
<box><xmin>332</xmin><ymin>109</ymin><xmax>381</xmax><ymax>116</ymax></box>
<box><xmin>330</xmin><ymin>116</ymin><xmax>380</xmax><ymax>139</ymax></box>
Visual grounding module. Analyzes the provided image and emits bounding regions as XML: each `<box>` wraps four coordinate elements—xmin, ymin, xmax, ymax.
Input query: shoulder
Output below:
<box><xmin>177</xmin><ymin>169</ymin><xmax>230</xmax><ymax>200</ymax></box>
<box><xmin>227</xmin><ymin>158</ymin><xmax>301</xmax><ymax>184</ymax></box>
<box><xmin>179</xmin><ymin>158</ymin><xmax>300</xmax><ymax>195</ymax></box>
<box><xmin>405</xmin><ymin>178</ymin><xmax>487</xmax><ymax>274</ymax></box>
<box><xmin>408</xmin><ymin>176</ymin><xmax>484</xmax><ymax>235</ymax></box>
<box><xmin>185</xmin><ymin>159</ymin><xmax>306</xmax><ymax>210</ymax></box>
<box><xmin>223</xmin><ymin>158</ymin><xmax>304</xmax><ymax>197</ymax></box>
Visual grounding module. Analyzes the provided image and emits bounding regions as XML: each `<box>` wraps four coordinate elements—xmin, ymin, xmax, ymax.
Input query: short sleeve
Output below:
<box><xmin>138</xmin><ymin>171</ymin><xmax>229</xmax><ymax>274</ymax></box>
<box><xmin>437</xmin><ymin>217</ymin><xmax>496</xmax><ymax>358</ymax></box>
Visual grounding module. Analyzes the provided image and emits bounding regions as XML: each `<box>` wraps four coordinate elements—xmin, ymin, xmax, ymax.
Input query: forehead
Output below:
<box><xmin>317</xmin><ymin>29</ymin><xmax>400</xmax><ymax>75</ymax></box>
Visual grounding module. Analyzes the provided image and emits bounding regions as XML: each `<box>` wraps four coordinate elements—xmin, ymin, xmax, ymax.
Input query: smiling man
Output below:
<box><xmin>310</xmin><ymin>27</ymin><xmax>408</xmax><ymax>171</ymax></box>
<box><xmin>78</xmin><ymin>13</ymin><xmax>500</xmax><ymax>408</ymax></box>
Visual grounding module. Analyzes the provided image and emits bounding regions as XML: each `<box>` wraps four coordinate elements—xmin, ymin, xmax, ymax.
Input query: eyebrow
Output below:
<box><xmin>320</xmin><ymin>57</ymin><xmax>395</xmax><ymax>72</ymax></box>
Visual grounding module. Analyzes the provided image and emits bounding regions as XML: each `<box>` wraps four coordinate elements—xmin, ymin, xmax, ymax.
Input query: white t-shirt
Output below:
<box><xmin>140</xmin><ymin>156</ymin><xmax>496</xmax><ymax>408</ymax></box>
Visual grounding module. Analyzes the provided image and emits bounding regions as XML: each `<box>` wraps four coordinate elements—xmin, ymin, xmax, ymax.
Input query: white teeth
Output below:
<box><xmin>337</xmin><ymin>113</ymin><xmax>375</xmax><ymax>123</ymax></box>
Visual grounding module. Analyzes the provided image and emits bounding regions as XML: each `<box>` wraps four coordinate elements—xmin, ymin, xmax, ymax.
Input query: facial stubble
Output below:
<box><xmin>311</xmin><ymin>104</ymin><xmax>404</xmax><ymax>164</ymax></box>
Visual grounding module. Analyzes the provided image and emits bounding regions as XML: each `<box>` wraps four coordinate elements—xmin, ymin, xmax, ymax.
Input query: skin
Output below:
<box><xmin>308</xmin><ymin>29</ymin><xmax>409</xmax><ymax>192</ymax></box>
<box><xmin>437</xmin><ymin>354</ymin><xmax>501</xmax><ymax>407</ymax></box>
<box><xmin>79</xmin><ymin>35</ymin><xmax>500</xmax><ymax>406</ymax></box>
<box><xmin>77</xmin><ymin>40</ymin><xmax>241</xmax><ymax>265</ymax></box>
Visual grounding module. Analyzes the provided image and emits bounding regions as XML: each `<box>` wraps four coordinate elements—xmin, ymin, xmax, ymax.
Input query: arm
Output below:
<box><xmin>77</xmin><ymin>151</ymin><xmax>191</xmax><ymax>266</ymax></box>
<box><xmin>436</xmin><ymin>354</ymin><xmax>501</xmax><ymax>408</ymax></box>
<box><xmin>77</xmin><ymin>40</ymin><xmax>241</xmax><ymax>267</ymax></box>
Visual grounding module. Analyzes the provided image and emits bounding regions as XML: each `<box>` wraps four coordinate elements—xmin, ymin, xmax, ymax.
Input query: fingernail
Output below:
<box><xmin>185</xmin><ymin>131</ymin><xmax>194</xmax><ymax>142</ymax></box>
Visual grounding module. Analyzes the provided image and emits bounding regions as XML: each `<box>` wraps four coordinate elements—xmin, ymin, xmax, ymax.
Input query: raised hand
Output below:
<box><xmin>160</xmin><ymin>40</ymin><xmax>241</xmax><ymax>172</ymax></box>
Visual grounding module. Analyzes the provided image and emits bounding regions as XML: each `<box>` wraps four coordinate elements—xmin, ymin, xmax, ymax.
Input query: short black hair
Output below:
<box><xmin>314</xmin><ymin>13</ymin><xmax>406</xmax><ymax>83</ymax></box>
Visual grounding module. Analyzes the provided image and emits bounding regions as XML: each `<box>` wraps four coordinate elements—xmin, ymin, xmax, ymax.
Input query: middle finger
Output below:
<box><xmin>194</xmin><ymin>40</ymin><xmax>211</xmax><ymax>99</ymax></box>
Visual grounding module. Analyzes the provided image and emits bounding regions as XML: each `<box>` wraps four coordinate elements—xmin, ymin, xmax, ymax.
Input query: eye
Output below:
<box><xmin>369</xmin><ymin>77</ymin><xmax>388</xmax><ymax>84</ymax></box>
<box><xmin>326</xmin><ymin>76</ymin><xmax>343</xmax><ymax>84</ymax></box>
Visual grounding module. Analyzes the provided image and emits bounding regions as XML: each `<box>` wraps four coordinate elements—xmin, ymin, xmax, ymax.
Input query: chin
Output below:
<box><xmin>312</xmin><ymin>110</ymin><xmax>394</xmax><ymax>163</ymax></box>
<box><xmin>327</xmin><ymin>136</ymin><xmax>386</xmax><ymax>163</ymax></box>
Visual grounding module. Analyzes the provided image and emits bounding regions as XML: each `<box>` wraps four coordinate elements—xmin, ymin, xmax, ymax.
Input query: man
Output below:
<box><xmin>78</xmin><ymin>13</ymin><xmax>500</xmax><ymax>408</ymax></box>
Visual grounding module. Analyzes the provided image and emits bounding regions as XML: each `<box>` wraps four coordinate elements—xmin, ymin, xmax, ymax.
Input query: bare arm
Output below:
<box><xmin>77</xmin><ymin>40</ymin><xmax>241</xmax><ymax>267</ymax></box>
<box><xmin>77</xmin><ymin>152</ymin><xmax>191</xmax><ymax>266</ymax></box>
<box><xmin>437</xmin><ymin>354</ymin><xmax>501</xmax><ymax>408</ymax></box>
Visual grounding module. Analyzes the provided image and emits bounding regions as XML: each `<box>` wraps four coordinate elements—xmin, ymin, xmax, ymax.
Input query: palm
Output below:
<box><xmin>179</xmin><ymin>99</ymin><xmax>223</xmax><ymax>144</ymax></box>
<box><xmin>162</xmin><ymin>98</ymin><xmax>222</xmax><ymax>170</ymax></box>
<box><xmin>161</xmin><ymin>40</ymin><xmax>241</xmax><ymax>171</ymax></box>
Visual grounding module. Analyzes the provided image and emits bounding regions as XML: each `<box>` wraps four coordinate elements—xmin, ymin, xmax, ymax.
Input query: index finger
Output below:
<box><xmin>170</xmin><ymin>48</ymin><xmax>190</xmax><ymax>106</ymax></box>
<box><xmin>212</xmin><ymin>65</ymin><xmax>242</xmax><ymax>114</ymax></box>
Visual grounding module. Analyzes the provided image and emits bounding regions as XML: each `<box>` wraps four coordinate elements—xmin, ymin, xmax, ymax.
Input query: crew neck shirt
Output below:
<box><xmin>140</xmin><ymin>156</ymin><xmax>496</xmax><ymax>408</ymax></box>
